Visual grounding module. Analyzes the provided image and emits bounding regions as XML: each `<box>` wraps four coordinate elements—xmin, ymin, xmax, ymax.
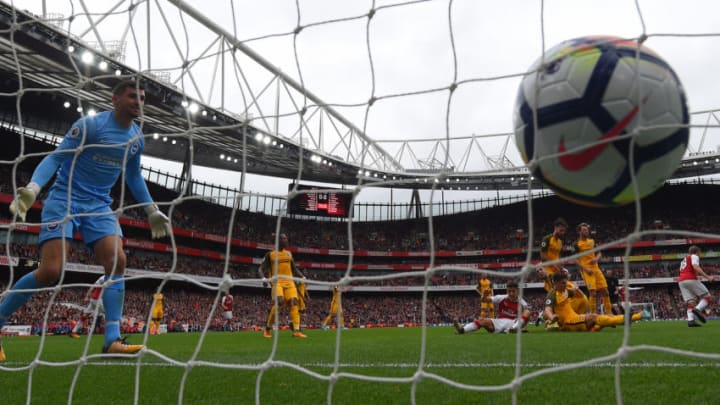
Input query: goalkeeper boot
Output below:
<box><xmin>292</xmin><ymin>330</ymin><xmax>307</xmax><ymax>338</ymax></box>
<box><xmin>0</xmin><ymin>338</ymin><xmax>5</xmax><ymax>363</ymax></box>
<box><xmin>102</xmin><ymin>337</ymin><xmax>144</xmax><ymax>355</ymax></box>
<box><xmin>688</xmin><ymin>320</ymin><xmax>702</xmax><ymax>328</ymax></box>
<box><xmin>453</xmin><ymin>320</ymin><xmax>464</xmax><ymax>335</ymax></box>
<box><xmin>691</xmin><ymin>308</ymin><xmax>706</xmax><ymax>324</ymax></box>
<box><xmin>263</xmin><ymin>328</ymin><xmax>272</xmax><ymax>338</ymax></box>
<box><xmin>69</xmin><ymin>332</ymin><xmax>81</xmax><ymax>339</ymax></box>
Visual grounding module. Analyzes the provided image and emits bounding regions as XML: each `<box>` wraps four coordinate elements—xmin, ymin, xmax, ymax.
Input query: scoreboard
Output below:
<box><xmin>288</xmin><ymin>184</ymin><xmax>352</xmax><ymax>217</ymax></box>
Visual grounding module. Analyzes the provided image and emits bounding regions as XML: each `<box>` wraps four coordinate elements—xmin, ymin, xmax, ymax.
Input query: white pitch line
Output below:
<box><xmin>2</xmin><ymin>361</ymin><xmax>719</xmax><ymax>368</ymax></box>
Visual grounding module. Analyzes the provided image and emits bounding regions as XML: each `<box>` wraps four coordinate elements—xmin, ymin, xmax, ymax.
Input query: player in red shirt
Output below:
<box><xmin>678</xmin><ymin>245</ymin><xmax>716</xmax><ymax>327</ymax></box>
<box><xmin>221</xmin><ymin>291</ymin><xmax>234</xmax><ymax>331</ymax></box>
<box><xmin>70</xmin><ymin>276</ymin><xmax>105</xmax><ymax>338</ymax></box>
<box><xmin>453</xmin><ymin>281</ymin><xmax>531</xmax><ymax>334</ymax></box>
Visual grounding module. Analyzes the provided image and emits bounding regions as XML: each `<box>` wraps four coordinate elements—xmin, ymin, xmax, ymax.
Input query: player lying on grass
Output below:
<box><xmin>454</xmin><ymin>281</ymin><xmax>531</xmax><ymax>334</ymax></box>
<box><xmin>544</xmin><ymin>272</ymin><xmax>650</xmax><ymax>332</ymax></box>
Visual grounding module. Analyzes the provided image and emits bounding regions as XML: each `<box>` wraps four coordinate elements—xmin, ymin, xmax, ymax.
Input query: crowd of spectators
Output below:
<box><xmin>3</xmin><ymin>280</ymin><xmax>718</xmax><ymax>335</ymax></box>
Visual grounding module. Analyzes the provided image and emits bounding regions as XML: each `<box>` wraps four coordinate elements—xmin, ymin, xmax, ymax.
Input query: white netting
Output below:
<box><xmin>0</xmin><ymin>1</ymin><xmax>719</xmax><ymax>404</ymax></box>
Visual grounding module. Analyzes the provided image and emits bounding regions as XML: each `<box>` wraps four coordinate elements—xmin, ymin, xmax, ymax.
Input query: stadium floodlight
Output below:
<box><xmin>181</xmin><ymin>100</ymin><xmax>189</xmax><ymax>108</ymax></box>
<box><xmin>153</xmin><ymin>133</ymin><xmax>159</xmax><ymax>139</ymax></box>
<box><xmin>233</xmin><ymin>158</ymin><xmax>237</xmax><ymax>163</ymax></box>
<box><xmin>328</xmin><ymin>162</ymin><xmax>332</xmax><ymax>166</ymax></box>
<box><xmin>262</xmin><ymin>136</ymin><xmax>271</xmax><ymax>145</ymax></box>
<box><xmin>171</xmin><ymin>139</ymin><xmax>176</xmax><ymax>145</ymax></box>
<box><xmin>81</xmin><ymin>50</ymin><xmax>93</xmax><ymax>64</ymax></box>
<box><xmin>63</xmin><ymin>101</ymin><xmax>70</xmax><ymax>108</ymax></box>
<box><xmin>226</xmin><ymin>156</ymin><xmax>232</xmax><ymax>161</ymax></box>
<box><xmin>67</xmin><ymin>45</ymin><xmax>75</xmax><ymax>52</ymax></box>
<box><xmin>220</xmin><ymin>154</ymin><xmax>225</xmax><ymax>159</ymax></box>
<box><xmin>114</xmin><ymin>69</ymin><xmax>121</xmax><ymax>76</ymax></box>
<box><xmin>254</xmin><ymin>133</ymin><xmax>263</xmax><ymax>142</ymax></box>
<box><xmin>188</xmin><ymin>103</ymin><xmax>199</xmax><ymax>113</ymax></box>
<box><xmin>76</xmin><ymin>107</ymin><xmax>82</xmax><ymax>112</ymax></box>
<box><xmin>364</xmin><ymin>171</ymin><xmax>370</xmax><ymax>176</ymax></box>
<box><xmin>162</xmin><ymin>136</ymin><xmax>168</xmax><ymax>142</ymax></box>
<box><xmin>201</xmin><ymin>110</ymin><xmax>207</xmax><ymax>116</ymax></box>
<box><xmin>87</xmin><ymin>108</ymin><xmax>96</xmax><ymax>116</ymax></box>
<box><xmin>279</xmin><ymin>144</ymin><xmax>284</xmax><ymax>148</ymax></box>
<box><xmin>98</xmin><ymin>61</ymin><xmax>108</xmax><ymax>70</ymax></box>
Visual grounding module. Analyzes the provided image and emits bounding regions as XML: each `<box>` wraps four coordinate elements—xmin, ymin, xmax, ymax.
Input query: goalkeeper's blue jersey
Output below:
<box><xmin>31</xmin><ymin>111</ymin><xmax>152</xmax><ymax>205</ymax></box>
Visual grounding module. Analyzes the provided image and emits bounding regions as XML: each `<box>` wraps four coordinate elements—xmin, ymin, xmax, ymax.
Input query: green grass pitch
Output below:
<box><xmin>1</xmin><ymin>321</ymin><xmax>718</xmax><ymax>404</ymax></box>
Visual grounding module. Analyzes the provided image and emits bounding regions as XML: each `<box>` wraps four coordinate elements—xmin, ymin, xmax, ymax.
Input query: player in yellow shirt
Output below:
<box><xmin>258</xmin><ymin>233</ymin><xmax>307</xmax><ymax>338</ymax></box>
<box><xmin>321</xmin><ymin>286</ymin><xmax>345</xmax><ymax>330</ymax></box>
<box><xmin>539</xmin><ymin>218</ymin><xmax>568</xmax><ymax>292</ymax></box>
<box><xmin>536</xmin><ymin>218</ymin><xmax>568</xmax><ymax>330</ymax></box>
<box><xmin>149</xmin><ymin>292</ymin><xmax>164</xmax><ymax>335</ymax></box>
<box><xmin>573</xmin><ymin>223</ymin><xmax>611</xmax><ymax>314</ymax></box>
<box><xmin>477</xmin><ymin>273</ymin><xmax>494</xmax><ymax>319</ymax></box>
<box><xmin>544</xmin><ymin>272</ymin><xmax>649</xmax><ymax>332</ymax></box>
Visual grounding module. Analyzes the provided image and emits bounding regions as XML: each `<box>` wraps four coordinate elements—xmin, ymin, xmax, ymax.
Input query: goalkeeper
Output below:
<box><xmin>0</xmin><ymin>80</ymin><xmax>171</xmax><ymax>362</ymax></box>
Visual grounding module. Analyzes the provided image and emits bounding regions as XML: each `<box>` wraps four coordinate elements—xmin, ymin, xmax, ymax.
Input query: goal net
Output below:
<box><xmin>0</xmin><ymin>0</ymin><xmax>719</xmax><ymax>404</ymax></box>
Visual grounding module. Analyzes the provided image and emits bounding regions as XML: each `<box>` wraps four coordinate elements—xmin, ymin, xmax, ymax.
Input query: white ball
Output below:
<box><xmin>513</xmin><ymin>36</ymin><xmax>689</xmax><ymax>207</ymax></box>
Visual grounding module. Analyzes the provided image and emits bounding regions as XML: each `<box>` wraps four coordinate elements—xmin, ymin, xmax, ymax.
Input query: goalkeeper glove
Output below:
<box><xmin>144</xmin><ymin>203</ymin><xmax>171</xmax><ymax>239</ymax></box>
<box><xmin>9</xmin><ymin>182</ymin><xmax>40</xmax><ymax>222</ymax></box>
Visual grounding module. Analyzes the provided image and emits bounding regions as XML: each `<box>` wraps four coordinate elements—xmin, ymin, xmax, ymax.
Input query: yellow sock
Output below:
<box><xmin>596</xmin><ymin>314</ymin><xmax>625</xmax><ymax>327</ymax></box>
<box><xmin>589</xmin><ymin>296</ymin><xmax>597</xmax><ymax>314</ymax></box>
<box><xmin>323</xmin><ymin>315</ymin><xmax>332</xmax><ymax>326</ymax></box>
<box><xmin>340</xmin><ymin>315</ymin><xmax>345</xmax><ymax>327</ymax></box>
<box><xmin>603</xmin><ymin>298</ymin><xmax>612</xmax><ymax>315</ymax></box>
<box><xmin>266</xmin><ymin>305</ymin><xmax>276</xmax><ymax>328</ymax></box>
<box><xmin>290</xmin><ymin>306</ymin><xmax>300</xmax><ymax>331</ymax></box>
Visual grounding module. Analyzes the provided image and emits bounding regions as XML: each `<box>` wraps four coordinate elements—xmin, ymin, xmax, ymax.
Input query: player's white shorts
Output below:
<box><xmin>223</xmin><ymin>311</ymin><xmax>233</xmax><ymax>320</ymax></box>
<box><xmin>83</xmin><ymin>299</ymin><xmax>104</xmax><ymax>316</ymax></box>
<box><xmin>491</xmin><ymin>318</ymin><xmax>515</xmax><ymax>333</ymax></box>
<box><xmin>679</xmin><ymin>280</ymin><xmax>710</xmax><ymax>302</ymax></box>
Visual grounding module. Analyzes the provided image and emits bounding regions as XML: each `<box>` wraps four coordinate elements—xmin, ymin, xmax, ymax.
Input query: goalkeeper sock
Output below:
<box><xmin>102</xmin><ymin>275</ymin><xmax>125</xmax><ymax>346</ymax></box>
<box><xmin>323</xmin><ymin>315</ymin><xmax>332</xmax><ymax>326</ymax></box>
<box><xmin>290</xmin><ymin>306</ymin><xmax>300</xmax><ymax>331</ymax></box>
<box><xmin>0</xmin><ymin>271</ymin><xmax>42</xmax><ymax>328</ymax></box>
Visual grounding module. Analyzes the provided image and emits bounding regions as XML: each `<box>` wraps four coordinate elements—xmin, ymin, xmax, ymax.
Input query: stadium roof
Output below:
<box><xmin>0</xmin><ymin>3</ymin><xmax>716</xmax><ymax>192</ymax></box>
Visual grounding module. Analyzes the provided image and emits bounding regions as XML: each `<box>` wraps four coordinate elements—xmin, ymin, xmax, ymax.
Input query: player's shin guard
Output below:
<box><xmin>0</xmin><ymin>271</ymin><xmax>42</xmax><ymax>327</ymax></box>
<box><xmin>290</xmin><ymin>305</ymin><xmax>300</xmax><ymax>331</ymax></box>
<box><xmin>102</xmin><ymin>275</ymin><xmax>125</xmax><ymax>346</ymax></box>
